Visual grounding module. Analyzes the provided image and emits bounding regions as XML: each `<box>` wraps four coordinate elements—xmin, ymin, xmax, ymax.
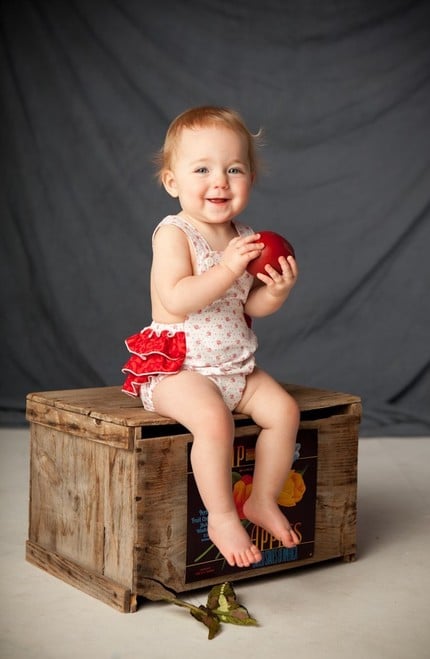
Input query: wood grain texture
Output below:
<box><xmin>26</xmin><ymin>541</ymin><xmax>135</xmax><ymax>612</ymax></box>
<box><xmin>27</xmin><ymin>384</ymin><xmax>361</xmax><ymax>429</ymax></box>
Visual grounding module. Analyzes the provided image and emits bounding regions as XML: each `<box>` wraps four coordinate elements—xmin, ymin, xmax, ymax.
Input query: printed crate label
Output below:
<box><xmin>185</xmin><ymin>427</ymin><xmax>318</xmax><ymax>583</ymax></box>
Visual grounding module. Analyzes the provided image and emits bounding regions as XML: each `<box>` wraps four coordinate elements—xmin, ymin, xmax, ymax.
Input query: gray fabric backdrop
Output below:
<box><xmin>1</xmin><ymin>0</ymin><xmax>430</xmax><ymax>435</ymax></box>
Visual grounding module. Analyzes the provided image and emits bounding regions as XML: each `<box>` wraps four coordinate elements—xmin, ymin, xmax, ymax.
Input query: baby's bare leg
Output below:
<box><xmin>236</xmin><ymin>369</ymin><xmax>301</xmax><ymax>548</ymax></box>
<box><xmin>152</xmin><ymin>371</ymin><xmax>262</xmax><ymax>567</ymax></box>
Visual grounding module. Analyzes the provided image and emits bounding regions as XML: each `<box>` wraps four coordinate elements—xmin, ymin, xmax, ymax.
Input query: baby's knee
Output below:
<box><xmin>276</xmin><ymin>390</ymin><xmax>300</xmax><ymax>428</ymax></box>
<box><xmin>195</xmin><ymin>401</ymin><xmax>235</xmax><ymax>438</ymax></box>
<box><xmin>287</xmin><ymin>392</ymin><xmax>300</xmax><ymax>418</ymax></box>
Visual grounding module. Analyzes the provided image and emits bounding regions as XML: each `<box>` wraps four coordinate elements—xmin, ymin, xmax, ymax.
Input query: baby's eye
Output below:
<box><xmin>228</xmin><ymin>166</ymin><xmax>244</xmax><ymax>174</ymax></box>
<box><xmin>195</xmin><ymin>166</ymin><xmax>209</xmax><ymax>174</ymax></box>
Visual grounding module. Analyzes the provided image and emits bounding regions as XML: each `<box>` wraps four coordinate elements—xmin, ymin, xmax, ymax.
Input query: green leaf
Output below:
<box><xmin>141</xmin><ymin>579</ymin><xmax>257</xmax><ymax>639</ymax></box>
<box><xmin>206</xmin><ymin>582</ymin><xmax>258</xmax><ymax>627</ymax></box>
<box><xmin>190</xmin><ymin>605</ymin><xmax>221</xmax><ymax>640</ymax></box>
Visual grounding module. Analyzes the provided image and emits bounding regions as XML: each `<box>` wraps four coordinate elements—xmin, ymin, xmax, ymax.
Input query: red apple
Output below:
<box><xmin>247</xmin><ymin>231</ymin><xmax>295</xmax><ymax>276</ymax></box>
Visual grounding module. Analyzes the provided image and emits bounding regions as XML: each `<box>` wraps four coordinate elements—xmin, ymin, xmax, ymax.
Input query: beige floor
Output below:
<box><xmin>1</xmin><ymin>428</ymin><xmax>429</xmax><ymax>659</ymax></box>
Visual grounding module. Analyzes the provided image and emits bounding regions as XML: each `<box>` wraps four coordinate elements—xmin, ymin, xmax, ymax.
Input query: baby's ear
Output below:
<box><xmin>162</xmin><ymin>170</ymin><xmax>179</xmax><ymax>198</ymax></box>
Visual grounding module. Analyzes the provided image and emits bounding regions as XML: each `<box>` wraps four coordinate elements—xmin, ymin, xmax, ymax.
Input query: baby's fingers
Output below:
<box><xmin>279</xmin><ymin>255</ymin><xmax>298</xmax><ymax>279</ymax></box>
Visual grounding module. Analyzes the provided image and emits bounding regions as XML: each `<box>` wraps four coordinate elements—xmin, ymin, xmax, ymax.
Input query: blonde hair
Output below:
<box><xmin>154</xmin><ymin>105</ymin><xmax>263</xmax><ymax>184</ymax></box>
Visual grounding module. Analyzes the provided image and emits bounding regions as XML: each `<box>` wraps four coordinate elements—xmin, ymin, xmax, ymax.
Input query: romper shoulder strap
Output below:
<box><xmin>152</xmin><ymin>215</ymin><xmax>211</xmax><ymax>273</ymax></box>
<box><xmin>152</xmin><ymin>216</ymin><xmax>256</xmax><ymax>273</ymax></box>
<box><xmin>234</xmin><ymin>221</ymin><xmax>255</xmax><ymax>238</ymax></box>
<box><xmin>153</xmin><ymin>215</ymin><xmax>199</xmax><ymax>240</ymax></box>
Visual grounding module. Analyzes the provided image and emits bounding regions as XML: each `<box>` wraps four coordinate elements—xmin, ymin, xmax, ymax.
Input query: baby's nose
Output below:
<box><xmin>213</xmin><ymin>172</ymin><xmax>229</xmax><ymax>188</ymax></box>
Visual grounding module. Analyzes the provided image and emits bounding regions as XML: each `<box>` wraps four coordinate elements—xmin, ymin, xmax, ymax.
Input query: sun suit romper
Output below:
<box><xmin>122</xmin><ymin>215</ymin><xmax>258</xmax><ymax>411</ymax></box>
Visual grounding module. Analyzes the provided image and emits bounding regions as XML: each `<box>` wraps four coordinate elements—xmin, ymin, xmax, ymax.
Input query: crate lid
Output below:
<box><xmin>26</xmin><ymin>384</ymin><xmax>361</xmax><ymax>428</ymax></box>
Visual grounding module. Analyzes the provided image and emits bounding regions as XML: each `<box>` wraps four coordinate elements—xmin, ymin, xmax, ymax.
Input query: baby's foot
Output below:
<box><xmin>243</xmin><ymin>496</ymin><xmax>300</xmax><ymax>548</ymax></box>
<box><xmin>207</xmin><ymin>511</ymin><xmax>262</xmax><ymax>567</ymax></box>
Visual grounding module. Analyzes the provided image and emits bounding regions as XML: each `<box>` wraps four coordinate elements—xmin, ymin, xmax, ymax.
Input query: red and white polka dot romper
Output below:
<box><xmin>122</xmin><ymin>215</ymin><xmax>258</xmax><ymax>411</ymax></box>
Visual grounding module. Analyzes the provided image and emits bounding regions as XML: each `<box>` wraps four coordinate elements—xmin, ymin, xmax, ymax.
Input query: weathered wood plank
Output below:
<box><xmin>28</xmin><ymin>423</ymin><xmax>136</xmax><ymax>588</ymax></box>
<box><xmin>102</xmin><ymin>447</ymin><xmax>135</xmax><ymax>586</ymax></box>
<box><xmin>134</xmin><ymin>431</ymin><xmax>191</xmax><ymax>592</ymax></box>
<box><xmin>26</xmin><ymin>399</ymin><xmax>135</xmax><ymax>448</ymax></box>
<box><xmin>26</xmin><ymin>541</ymin><xmax>136</xmax><ymax>612</ymax></box>
<box><xmin>302</xmin><ymin>414</ymin><xmax>358</xmax><ymax>561</ymax></box>
<box><xmin>28</xmin><ymin>424</ymin><xmax>106</xmax><ymax>572</ymax></box>
<box><xmin>27</xmin><ymin>384</ymin><xmax>361</xmax><ymax>428</ymax></box>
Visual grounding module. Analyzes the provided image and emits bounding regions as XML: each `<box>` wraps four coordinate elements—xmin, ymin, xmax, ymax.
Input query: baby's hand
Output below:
<box><xmin>256</xmin><ymin>255</ymin><xmax>298</xmax><ymax>297</ymax></box>
<box><xmin>221</xmin><ymin>234</ymin><xmax>264</xmax><ymax>277</ymax></box>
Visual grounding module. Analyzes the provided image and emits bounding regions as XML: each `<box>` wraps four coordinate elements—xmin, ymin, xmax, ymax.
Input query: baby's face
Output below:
<box><xmin>162</xmin><ymin>124</ymin><xmax>254</xmax><ymax>226</ymax></box>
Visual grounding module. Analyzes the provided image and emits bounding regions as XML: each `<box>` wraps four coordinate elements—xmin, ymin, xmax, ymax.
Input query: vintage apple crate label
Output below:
<box><xmin>185</xmin><ymin>427</ymin><xmax>318</xmax><ymax>583</ymax></box>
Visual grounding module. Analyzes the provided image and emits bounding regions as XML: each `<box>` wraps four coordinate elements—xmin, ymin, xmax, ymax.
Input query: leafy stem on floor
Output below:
<box><xmin>140</xmin><ymin>578</ymin><xmax>258</xmax><ymax>639</ymax></box>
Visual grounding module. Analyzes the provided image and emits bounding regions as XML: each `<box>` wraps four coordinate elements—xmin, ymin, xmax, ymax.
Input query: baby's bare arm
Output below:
<box><xmin>152</xmin><ymin>226</ymin><xmax>263</xmax><ymax>317</ymax></box>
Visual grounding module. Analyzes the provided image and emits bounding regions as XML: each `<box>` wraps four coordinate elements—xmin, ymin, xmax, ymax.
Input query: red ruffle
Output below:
<box><xmin>121</xmin><ymin>327</ymin><xmax>186</xmax><ymax>397</ymax></box>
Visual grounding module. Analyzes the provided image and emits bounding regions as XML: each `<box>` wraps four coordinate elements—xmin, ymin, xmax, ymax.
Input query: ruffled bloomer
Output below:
<box><xmin>121</xmin><ymin>326</ymin><xmax>186</xmax><ymax>397</ymax></box>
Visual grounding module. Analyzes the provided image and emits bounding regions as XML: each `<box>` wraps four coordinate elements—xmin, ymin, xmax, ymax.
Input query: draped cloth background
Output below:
<box><xmin>1</xmin><ymin>0</ymin><xmax>429</xmax><ymax>435</ymax></box>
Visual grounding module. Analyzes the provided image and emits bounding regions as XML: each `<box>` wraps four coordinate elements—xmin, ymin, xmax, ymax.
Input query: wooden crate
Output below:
<box><xmin>26</xmin><ymin>384</ymin><xmax>361</xmax><ymax>612</ymax></box>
